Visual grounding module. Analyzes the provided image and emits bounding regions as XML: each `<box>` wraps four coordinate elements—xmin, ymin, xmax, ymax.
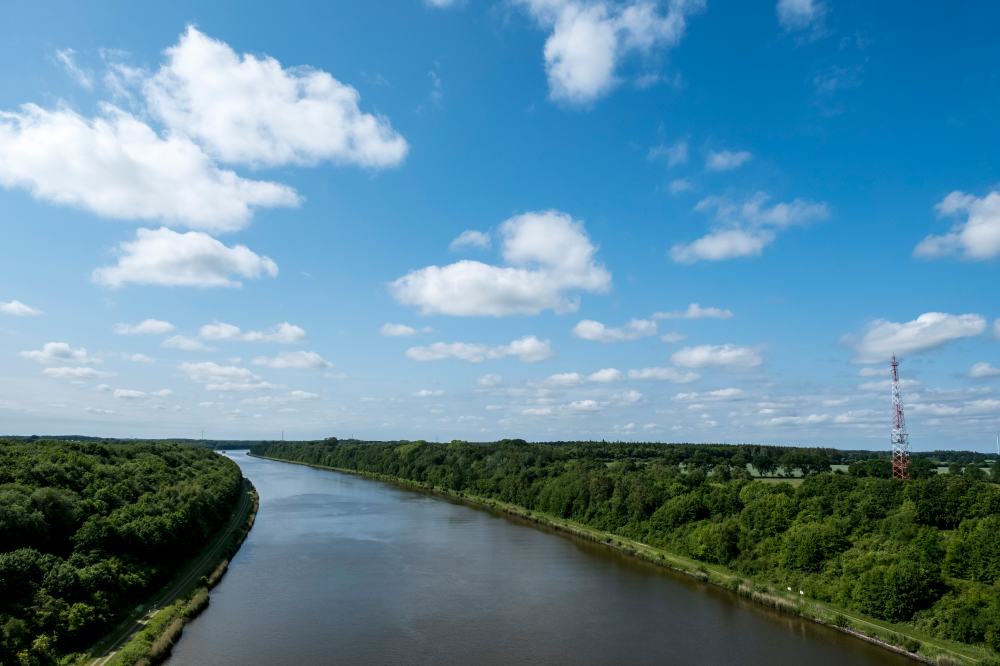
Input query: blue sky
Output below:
<box><xmin>1</xmin><ymin>0</ymin><xmax>998</xmax><ymax>449</ymax></box>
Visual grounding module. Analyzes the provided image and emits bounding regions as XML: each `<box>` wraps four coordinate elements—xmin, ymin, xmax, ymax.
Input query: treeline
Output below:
<box><xmin>253</xmin><ymin>439</ymin><xmax>1000</xmax><ymax>655</ymax></box>
<box><xmin>0</xmin><ymin>439</ymin><xmax>242</xmax><ymax>665</ymax></box>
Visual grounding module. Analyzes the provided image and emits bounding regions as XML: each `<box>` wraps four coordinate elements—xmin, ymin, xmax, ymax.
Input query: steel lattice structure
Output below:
<box><xmin>890</xmin><ymin>355</ymin><xmax>910</xmax><ymax>480</ymax></box>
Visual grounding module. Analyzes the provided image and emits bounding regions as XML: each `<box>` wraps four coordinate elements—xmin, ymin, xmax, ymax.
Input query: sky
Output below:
<box><xmin>1</xmin><ymin>1</ymin><xmax>998</xmax><ymax>450</ymax></box>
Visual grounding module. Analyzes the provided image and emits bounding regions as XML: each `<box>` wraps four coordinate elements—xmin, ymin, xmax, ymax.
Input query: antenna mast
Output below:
<box><xmin>890</xmin><ymin>355</ymin><xmax>910</xmax><ymax>480</ymax></box>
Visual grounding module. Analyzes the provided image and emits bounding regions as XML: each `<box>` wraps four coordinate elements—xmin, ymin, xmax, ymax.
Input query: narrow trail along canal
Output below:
<box><xmin>167</xmin><ymin>451</ymin><xmax>911</xmax><ymax>665</ymax></box>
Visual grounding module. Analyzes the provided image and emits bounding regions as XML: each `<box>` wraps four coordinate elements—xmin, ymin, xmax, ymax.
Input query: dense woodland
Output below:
<box><xmin>0</xmin><ymin>440</ymin><xmax>242</xmax><ymax>665</ymax></box>
<box><xmin>255</xmin><ymin>439</ymin><xmax>1000</xmax><ymax>655</ymax></box>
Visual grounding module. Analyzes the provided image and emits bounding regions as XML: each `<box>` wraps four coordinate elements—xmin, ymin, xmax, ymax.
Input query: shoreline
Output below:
<box><xmin>84</xmin><ymin>472</ymin><xmax>260</xmax><ymax>666</ymax></box>
<box><xmin>250</xmin><ymin>452</ymin><xmax>989</xmax><ymax>665</ymax></box>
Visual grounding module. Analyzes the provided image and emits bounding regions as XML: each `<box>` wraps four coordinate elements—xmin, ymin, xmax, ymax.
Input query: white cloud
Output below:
<box><xmin>162</xmin><ymin>335</ymin><xmax>214</xmax><ymax>352</ymax></box>
<box><xmin>968</xmin><ymin>362</ymin><xmax>1000</xmax><ymax>379</ymax></box>
<box><xmin>414</xmin><ymin>389</ymin><xmax>445</xmax><ymax>398</ymax></box>
<box><xmin>671</xmin><ymin>192</ymin><xmax>829</xmax><ymax>263</ymax></box>
<box><xmin>55</xmin><ymin>48</ymin><xmax>93</xmax><ymax>89</ymax></box>
<box><xmin>518</xmin><ymin>0</ymin><xmax>705</xmax><ymax>105</ymax></box>
<box><xmin>648</xmin><ymin>140</ymin><xmax>688</xmax><ymax>167</ymax></box>
<box><xmin>113</xmin><ymin>318</ymin><xmax>175</xmax><ymax>335</ymax></box>
<box><xmin>777</xmin><ymin>0</ymin><xmax>825</xmax><ymax>32</ymax></box>
<box><xmin>673</xmin><ymin>388</ymin><xmax>743</xmax><ymax>401</ymax></box>
<box><xmin>705</xmin><ymin>149</ymin><xmax>751</xmax><ymax>171</ymax></box>
<box><xmin>20</xmin><ymin>342</ymin><xmax>98</xmax><ymax>365</ymax></box>
<box><xmin>572</xmin><ymin>318</ymin><xmax>656</xmax><ymax>342</ymax></box>
<box><xmin>588</xmin><ymin>367</ymin><xmax>623</xmax><ymax>383</ymax></box>
<box><xmin>43</xmin><ymin>367</ymin><xmax>113</xmax><ymax>380</ymax></box>
<box><xmin>124</xmin><ymin>353</ymin><xmax>154</xmax><ymax>363</ymax></box>
<box><xmin>92</xmin><ymin>227</ymin><xmax>278</xmax><ymax>288</ymax></box>
<box><xmin>114</xmin><ymin>389</ymin><xmax>147</xmax><ymax>400</ymax></box>
<box><xmin>848</xmin><ymin>312</ymin><xmax>986</xmax><ymax>363</ymax></box>
<box><xmin>627</xmin><ymin>366</ymin><xmax>699</xmax><ymax>382</ymax></box>
<box><xmin>547</xmin><ymin>372</ymin><xmax>583</xmax><ymax>386</ymax></box>
<box><xmin>858</xmin><ymin>366</ymin><xmax>885</xmax><ymax>377</ymax></box>
<box><xmin>567</xmin><ymin>399</ymin><xmax>602</xmax><ymax>412</ymax></box>
<box><xmin>654</xmin><ymin>303</ymin><xmax>733</xmax><ymax>320</ymax></box>
<box><xmin>0</xmin><ymin>105</ymin><xmax>298</xmax><ymax>232</ymax></box>
<box><xmin>200</xmin><ymin>321</ymin><xmax>306</xmax><ymax>343</ymax></box>
<box><xmin>478</xmin><ymin>373</ymin><xmax>503</xmax><ymax>387</ymax></box>
<box><xmin>614</xmin><ymin>389</ymin><xmax>643</xmax><ymax>405</ymax></box>
<box><xmin>0</xmin><ymin>300</ymin><xmax>41</xmax><ymax>316</ymax></box>
<box><xmin>914</xmin><ymin>190</ymin><xmax>1000</xmax><ymax>261</ymax></box>
<box><xmin>252</xmin><ymin>351</ymin><xmax>331</xmax><ymax>369</ymax></box>
<box><xmin>85</xmin><ymin>407</ymin><xmax>115</xmax><ymax>415</ymax></box>
<box><xmin>425</xmin><ymin>0</ymin><xmax>459</xmax><ymax>6</ymax></box>
<box><xmin>995</xmin><ymin>319</ymin><xmax>1000</xmax><ymax>339</ymax></box>
<box><xmin>180</xmin><ymin>361</ymin><xmax>279</xmax><ymax>392</ymax></box>
<box><xmin>406</xmin><ymin>335</ymin><xmax>552</xmax><ymax>363</ymax></box>
<box><xmin>671</xmin><ymin>344</ymin><xmax>762</xmax><ymax>369</ymax></box>
<box><xmin>380</xmin><ymin>323</ymin><xmax>420</xmax><ymax>337</ymax></box>
<box><xmin>668</xmin><ymin>178</ymin><xmax>694</xmax><ymax>195</ymax></box>
<box><xmin>766</xmin><ymin>413</ymin><xmax>829</xmax><ymax>426</ymax></box>
<box><xmin>449</xmin><ymin>230</ymin><xmax>491</xmax><ymax>251</ymax></box>
<box><xmin>145</xmin><ymin>27</ymin><xmax>408</xmax><ymax>168</ymax></box>
<box><xmin>660</xmin><ymin>332</ymin><xmax>685</xmax><ymax>343</ymax></box>
<box><xmin>392</xmin><ymin>210</ymin><xmax>610</xmax><ymax>316</ymax></box>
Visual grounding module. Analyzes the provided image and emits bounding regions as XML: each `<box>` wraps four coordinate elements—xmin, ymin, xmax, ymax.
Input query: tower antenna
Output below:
<box><xmin>890</xmin><ymin>354</ymin><xmax>910</xmax><ymax>480</ymax></box>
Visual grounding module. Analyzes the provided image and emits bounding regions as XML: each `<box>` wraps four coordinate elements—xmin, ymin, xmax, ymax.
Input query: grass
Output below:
<box><xmin>253</xmin><ymin>453</ymin><xmax>999</xmax><ymax>665</ymax></box>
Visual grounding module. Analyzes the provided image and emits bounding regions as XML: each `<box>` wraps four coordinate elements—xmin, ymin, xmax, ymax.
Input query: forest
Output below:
<box><xmin>253</xmin><ymin>438</ymin><xmax>1000</xmax><ymax>656</ymax></box>
<box><xmin>0</xmin><ymin>439</ymin><xmax>243</xmax><ymax>665</ymax></box>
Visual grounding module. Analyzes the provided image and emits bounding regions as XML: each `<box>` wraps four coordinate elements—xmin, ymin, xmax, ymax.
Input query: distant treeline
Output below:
<box><xmin>253</xmin><ymin>439</ymin><xmax>1000</xmax><ymax>656</ymax></box>
<box><xmin>0</xmin><ymin>439</ymin><xmax>242</xmax><ymax>665</ymax></box>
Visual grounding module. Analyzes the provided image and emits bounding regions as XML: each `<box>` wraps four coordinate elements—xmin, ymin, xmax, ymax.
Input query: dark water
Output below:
<box><xmin>167</xmin><ymin>451</ymin><xmax>910</xmax><ymax>665</ymax></box>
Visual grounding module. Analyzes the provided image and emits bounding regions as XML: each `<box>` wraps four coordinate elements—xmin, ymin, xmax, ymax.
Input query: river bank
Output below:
<box><xmin>250</xmin><ymin>452</ymin><xmax>990</xmax><ymax>665</ymax></box>
<box><xmin>84</xmin><ymin>473</ymin><xmax>259</xmax><ymax>666</ymax></box>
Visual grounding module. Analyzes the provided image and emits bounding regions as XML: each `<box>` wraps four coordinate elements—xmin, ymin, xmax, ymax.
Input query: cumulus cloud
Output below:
<box><xmin>517</xmin><ymin>0</ymin><xmax>704</xmax><ymax>105</ymax></box>
<box><xmin>671</xmin><ymin>192</ymin><xmax>829</xmax><ymax>263</ymax></box>
<box><xmin>21</xmin><ymin>342</ymin><xmax>98</xmax><ymax>365</ymax></box>
<box><xmin>673</xmin><ymin>388</ymin><xmax>743</xmax><ymax>401</ymax></box>
<box><xmin>777</xmin><ymin>0</ymin><xmax>825</xmax><ymax>32</ymax></box>
<box><xmin>705</xmin><ymin>149</ymin><xmax>751</xmax><ymax>171</ymax></box>
<box><xmin>392</xmin><ymin>210</ymin><xmax>610</xmax><ymax>316</ymax></box>
<box><xmin>478</xmin><ymin>373</ymin><xmax>503</xmax><ymax>387</ymax></box>
<box><xmin>968</xmin><ymin>362</ymin><xmax>1000</xmax><ymax>379</ymax></box>
<box><xmin>145</xmin><ymin>27</ymin><xmax>408</xmax><ymax>168</ymax></box>
<box><xmin>654</xmin><ymin>303</ymin><xmax>733</xmax><ymax>320</ymax></box>
<box><xmin>200</xmin><ymin>321</ymin><xmax>306</xmax><ymax>343</ymax></box>
<box><xmin>765</xmin><ymin>413</ymin><xmax>829</xmax><ymax>426</ymax></box>
<box><xmin>572</xmin><ymin>318</ymin><xmax>656</xmax><ymax>342</ymax></box>
<box><xmin>113</xmin><ymin>388</ymin><xmax>171</xmax><ymax>400</ymax></box>
<box><xmin>124</xmin><ymin>353</ymin><xmax>154</xmax><ymax>363</ymax></box>
<box><xmin>588</xmin><ymin>367</ymin><xmax>624</xmax><ymax>383</ymax></box>
<box><xmin>671</xmin><ymin>344</ymin><xmax>762</xmax><ymax>369</ymax></box>
<box><xmin>848</xmin><ymin>312</ymin><xmax>986</xmax><ymax>363</ymax></box>
<box><xmin>413</xmin><ymin>389</ymin><xmax>445</xmax><ymax>397</ymax></box>
<box><xmin>449</xmin><ymin>230</ymin><xmax>491</xmax><ymax>251</ymax></box>
<box><xmin>113</xmin><ymin>318</ymin><xmax>175</xmax><ymax>335</ymax></box>
<box><xmin>43</xmin><ymin>367</ymin><xmax>113</xmax><ymax>380</ymax></box>
<box><xmin>93</xmin><ymin>227</ymin><xmax>278</xmax><ymax>288</ymax></box>
<box><xmin>627</xmin><ymin>366</ymin><xmax>699</xmax><ymax>382</ymax></box>
<box><xmin>0</xmin><ymin>105</ymin><xmax>299</xmax><ymax>232</ymax></box>
<box><xmin>180</xmin><ymin>361</ymin><xmax>279</xmax><ymax>392</ymax></box>
<box><xmin>0</xmin><ymin>300</ymin><xmax>41</xmax><ymax>316</ymax></box>
<box><xmin>406</xmin><ymin>335</ymin><xmax>552</xmax><ymax>363</ymax></box>
<box><xmin>161</xmin><ymin>335</ymin><xmax>213</xmax><ymax>352</ymax></box>
<box><xmin>252</xmin><ymin>351</ymin><xmax>331</xmax><ymax>369</ymax></box>
<box><xmin>914</xmin><ymin>190</ymin><xmax>1000</xmax><ymax>261</ymax></box>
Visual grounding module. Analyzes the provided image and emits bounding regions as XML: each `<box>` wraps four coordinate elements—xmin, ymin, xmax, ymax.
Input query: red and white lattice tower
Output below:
<box><xmin>890</xmin><ymin>354</ymin><xmax>910</xmax><ymax>480</ymax></box>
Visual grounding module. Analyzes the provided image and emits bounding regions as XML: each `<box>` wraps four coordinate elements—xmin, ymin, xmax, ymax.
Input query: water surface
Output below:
<box><xmin>168</xmin><ymin>451</ymin><xmax>910</xmax><ymax>665</ymax></box>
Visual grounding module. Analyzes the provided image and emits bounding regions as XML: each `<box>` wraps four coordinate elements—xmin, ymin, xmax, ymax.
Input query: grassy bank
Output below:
<box><xmin>252</xmin><ymin>452</ymin><xmax>996</xmax><ymax>665</ymax></box>
<box><xmin>84</xmin><ymin>477</ymin><xmax>259</xmax><ymax>666</ymax></box>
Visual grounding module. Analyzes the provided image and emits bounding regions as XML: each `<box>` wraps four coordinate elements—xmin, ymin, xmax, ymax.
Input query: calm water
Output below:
<box><xmin>167</xmin><ymin>451</ymin><xmax>910</xmax><ymax>665</ymax></box>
